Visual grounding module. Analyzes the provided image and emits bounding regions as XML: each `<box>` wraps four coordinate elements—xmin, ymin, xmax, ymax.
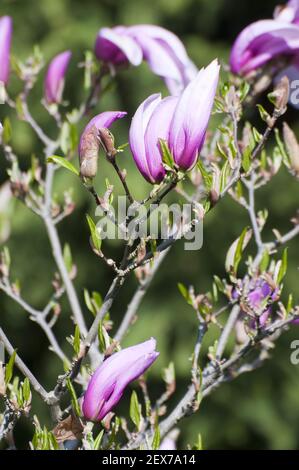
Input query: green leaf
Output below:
<box><xmin>252</xmin><ymin>127</ymin><xmax>262</xmax><ymax>143</ymax></box>
<box><xmin>73</xmin><ymin>325</ymin><xmax>81</xmax><ymax>356</ymax></box>
<box><xmin>277</xmin><ymin>248</ymin><xmax>288</xmax><ymax>284</ymax></box>
<box><xmin>130</xmin><ymin>390</ymin><xmax>141</xmax><ymax>430</ymax></box>
<box><xmin>216</xmin><ymin>142</ymin><xmax>228</xmax><ymax>160</ymax></box>
<box><xmin>192</xmin><ymin>433</ymin><xmax>203</xmax><ymax>450</ymax></box>
<box><xmin>197</xmin><ymin>160</ymin><xmax>212</xmax><ymax>190</ymax></box>
<box><xmin>2</xmin><ymin>117</ymin><xmax>12</xmax><ymax>144</ymax></box>
<box><xmin>219</xmin><ymin>159</ymin><xmax>231</xmax><ymax>193</ymax></box>
<box><xmin>92</xmin><ymin>291</ymin><xmax>102</xmax><ymax>311</ymax></box>
<box><xmin>93</xmin><ymin>430</ymin><xmax>104</xmax><ymax>450</ymax></box>
<box><xmin>286</xmin><ymin>294</ymin><xmax>293</xmax><ymax>315</ymax></box>
<box><xmin>225</xmin><ymin>227</ymin><xmax>252</xmax><ymax>274</ymax></box>
<box><xmin>259</xmin><ymin>250</ymin><xmax>270</xmax><ymax>273</ymax></box>
<box><xmin>66</xmin><ymin>378</ymin><xmax>81</xmax><ymax>417</ymax></box>
<box><xmin>84</xmin><ymin>289</ymin><xmax>95</xmax><ymax>315</ymax></box>
<box><xmin>239</xmin><ymin>82</ymin><xmax>250</xmax><ymax>102</ymax></box>
<box><xmin>177</xmin><ymin>282</ymin><xmax>192</xmax><ymax>306</ymax></box>
<box><xmin>117</xmin><ymin>142</ymin><xmax>129</xmax><ymax>152</ymax></box>
<box><xmin>63</xmin><ymin>243</ymin><xmax>73</xmax><ymax>274</ymax></box>
<box><xmin>234</xmin><ymin>227</ymin><xmax>250</xmax><ymax>273</ymax></box>
<box><xmin>256</xmin><ymin>104</ymin><xmax>270</xmax><ymax>123</ymax></box>
<box><xmin>86</xmin><ymin>214</ymin><xmax>102</xmax><ymax>251</ymax></box>
<box><xmin>242</xmin><ymin>146</ymin><xmax>251</xmax><ymax>172</ymax></box>
<box><xmin>159</xmin><ymin>139</ymin><xmax>174</xmax><ymax>168</ymax></box>
<box><xmin>152</xmin><ymin>425</ymin><xmax>161</xmax><ymax>450</ymax></box>
<box><xmin>97</xmin><ymin>322</ymin><xmax>109</xmax><ymax>353</ymax></box>
<box><xmin>213</xmin><ymin>275</ymin><xmax>225</xmax><ymax>293</ymax></box>
<box><xmin>5</xmin><ymin>350</ymin><xmax>17</xmax><ymax>384</ymax></box>
<box><xmin>275</xmin><ymin>129</ymin><xmax>289</xmax><ymax>167</ymax></box>
<box><xmin>47</xmin><ymin>155</ymin><xmax>79</xmax><ymax>176</ymax></box>
<box><xmin>22</xmin><ymin>377</ymin><xmax>31</xmax><ymax>403</ymax></box>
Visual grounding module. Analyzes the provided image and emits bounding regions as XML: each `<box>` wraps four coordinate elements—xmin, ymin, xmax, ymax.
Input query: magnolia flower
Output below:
<box><xmin>274</xmin><ymin>0</ymin><xmax>299</xmax><ymax>24</ymax></box>
<box><xmin>95</xmin><ymin>25</ymin><xmax>197</xmax><ymax>95</ymax></box>
<box><xmin>234</xmin><ymin>278</ymin><xmax>279</xmax><ymax>328</ymax></box>
<box><xmin>82</xmin><ymin>338</ymin><xmax>159</xmax><ymax>421</ymax></box>
<box><xmin>0</xmin><ymin>16</ymin><xmax>13</xmax><ymax>85</ymax></box>
<box><xmin>230</xmin><ymin>1</ymin><xmax>299</xmax><ymax>75</ymax></box>
<box><xmin>129</xmin><ymin>59</ymin><xmax>220</xmax><ymax>183</ymax></box>
<box><xmin>44</xmin><ymin>50</ymin><xmax>72</xmax><ymax>104</ymax></box>
<box><xmin>79</xmin><ymin>111</ymin><xmax>126</xmax><ymax>178</ymax></box>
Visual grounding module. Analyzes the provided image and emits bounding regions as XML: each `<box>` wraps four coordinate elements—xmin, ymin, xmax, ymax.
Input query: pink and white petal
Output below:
<box><xmin>129</xmin><ymin>93</ymin><xmax>162</xmax><ymax>183</ymax></box>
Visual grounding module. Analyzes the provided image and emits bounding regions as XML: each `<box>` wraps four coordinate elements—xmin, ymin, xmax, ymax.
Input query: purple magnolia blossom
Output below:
<box><xmin>230</xmin><ymin>0</ymin><xmax>299</xmax><ymax>75</ymax></box>
<box><xmin>44</xmin><ymin>51</ymin><xmax>72</xmax><ymax>104</ymax></box>
<box><xmin>129</xmin><ymin>60</ymin><xmax>220</xmax><ymax>183</ymax></box>
<box><xmin>234</xmin><ymin>278</ymin><xmax>278</xmax><ymax>328</ymax></box>
<box><xmin>95</xmin><ymin>25</ymin><xmax>197</xmax><ymax>95</ymax></box>
<box><xmin>247</xmin><ymin>280</ymin><xmax>275</xmax><ymax>327</ymax></box>
<box><xmin>82</xmin><ymin>338</ymin><xmax>159</xmax><ymax>422</ymax></box>
<box><xmin>79</xmin><ymin>111</ymin><xmax>126</xmax><ymax>178</ymax></box>
<box><xmin>0</xmin><ymin>16</ymin><xmax>12</xmax><ymax>85</ymax></box>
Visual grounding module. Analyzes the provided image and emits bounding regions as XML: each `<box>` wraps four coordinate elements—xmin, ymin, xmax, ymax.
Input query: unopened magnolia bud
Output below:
<box><xmin>270</xmin><ymin>76</ymin><xmax>289</xmax><ymax>115</ymax></box>
<box><xmin>283</xmin><ymin>122</ymin><xmax>299</xmax><ymax>176</ymax></box>
<box><xmin>98</xmin><ymin>127</ymin><xmax>117</xmax><ymax>161</ymax></box>
<box><xmin>79</xmin><ymin>125</ymin><xmax>99</xmax><ymax>178</ymax></box>
<box><xmin>79</xmin><ymin>111</ymin><xmax>127</xmax><ymax>178</ymax></box>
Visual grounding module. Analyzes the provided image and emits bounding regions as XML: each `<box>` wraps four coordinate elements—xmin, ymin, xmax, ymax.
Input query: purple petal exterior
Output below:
<box><xmin>79</xmin><ymin>111</ymin><xmax>127</xmax><ymax>159</ymax></box>
<box><xmin>144</xmin><ymin>95</ymin><xmax>178</xmax><ymax>182</ymax></box>
<box><xmin>233</xmin><ymin>279</ymin><xmax>279</xmax><ymax>328</ymax></box>
<box><xmin>247</xmin><ymin>281</ymin><xmax>273</xmax><ymax>327</ymax></box>
<box><xmin>129</xmin><ymin>93</ymin><xmax>178</xmax><ymax>183</ymax></box>
<box><xmin>44</xmin><ymin>50</ymin><xmax>72</xmax><ymax>104</ymax></box>
<box><xmin>169</xmin><ymin>59</ymin><xmax>220</xmax><ymax>170</ymax></box>
<box><xmin>82</xmin><ymin>338</ymin><xmax>159</xmax><ymax>421</ymax></box>
<box><xmin>274</xmin><ymin>1</ymin><xmax>299</xmax><ymax>24</ymax></box>
<box><xmin>94</xmin><ymin>24</ymin><xmax>197</xmax><ymax>95</ymax></box>
<box><xmin>0</xmin><ymin>16</ymin><xmax>12</xmax><ymax>85</ymax></box>
<box><xmin>246</xmin><ymin>279</ymin><xmax>278</xmax><ymax>327</ymax></box>
<box><xmin>230</xmin><ymin>20</ymin><xmax>299</xmax><ymax>75</ymax></box>
<box><xmin>129</xmin><ymin>93</ymin><xmax>162</xmax><ymax>183</ymax></box>
<box><xmin>95</xmin><ymin>27</ymin><xmax>143</xmax><ymax>66</ymax></box>
<box><xmin>128</xmin><ymin>25</ymin><xmax>197</xmax><ymax>95</ymax></box>
<box><xmin>129</xmin><ymin>60</ymin><xmax>219</xmax><ymax>181</ymax></box>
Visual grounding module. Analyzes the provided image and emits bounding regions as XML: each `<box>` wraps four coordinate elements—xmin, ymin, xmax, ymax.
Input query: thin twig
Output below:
<box><xmin>0</xmin><ymin>328</ymin><xmax>49</xmax><ymax>402</ymax></box>
<box><xmin>216</xmin><ymin>305</ymin><xmax>240</xmax><ymax>359</ymax></box>
<box><xmin>114</xmin><ymin>248</ymin><xmax>170</xmax><ymax>343</ymax></box>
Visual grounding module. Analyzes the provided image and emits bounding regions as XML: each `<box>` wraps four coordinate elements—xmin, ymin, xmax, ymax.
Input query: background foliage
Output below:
<box><xmin>0</xmin><ymin>0</ymin><xmax>299</xmax><ymax>449</ymax></box>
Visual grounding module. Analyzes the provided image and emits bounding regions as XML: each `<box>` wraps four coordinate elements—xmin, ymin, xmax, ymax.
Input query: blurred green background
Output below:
<box><xmin>1</xmin><ymin>0</ymin><xmax>299</xmax><ymax>450</ymax></box>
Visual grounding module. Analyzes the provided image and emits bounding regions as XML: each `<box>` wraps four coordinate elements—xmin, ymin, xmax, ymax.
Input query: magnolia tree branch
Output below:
<box><xmin>127</xmin><ymin>313</ymin><xmax>296</xmax><ymax>449</ymax></box>
<box><xmin>0</xmin><ymin>280</ymin><xmax>68</xmax><ymax>363</ymax></box>
<box><xmin>216</xmin><ymin>305</ymin><xmax>240</xmax><ymax>359</ymax></box>
<box><xmin>0</xmin><ymin>327</ymin><xmax>49</xmax><ymax>401</ymax></box>
<box><xmin>114</xmin><ymin>247</ymin><xmax>171</xmax><ymax>343</ymax></box>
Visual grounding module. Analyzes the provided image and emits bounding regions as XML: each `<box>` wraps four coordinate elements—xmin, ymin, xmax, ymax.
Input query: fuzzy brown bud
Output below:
<box><xmin>79</xmin><ymin>125</ymin><xmax>99</xmax><ymax>178</ymax></box>
<box><xmin>98</xmin><ymin>127</ymin><xmax>117</xmax><ymax>161</ymax></box>
<box><xmin>283</xmin><ymin>122</ymin><xmax>299</xmax><ymax>176</ymax></box>
<box><xmin>270</xmin><ymin>76</ymin><xmax>289</xmax><ymax>115</ymax></box>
